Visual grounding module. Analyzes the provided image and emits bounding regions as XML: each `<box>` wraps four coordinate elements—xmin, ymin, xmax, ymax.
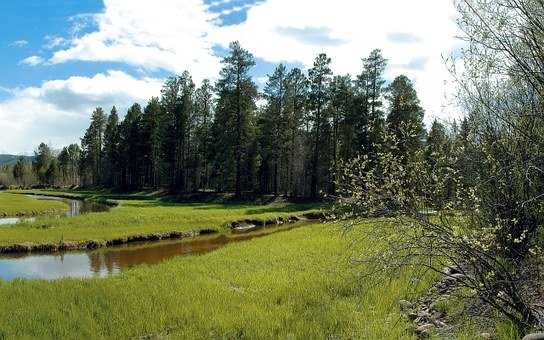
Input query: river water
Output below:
<box><xmin>0</xmin><ymin>224</ymin><xmax>300</xmax><ymax>281</ymax></box>
<box><xmin>0</xmin><ymin>195</ymin><xmax>110</xmax><ymax>226</ymax></box>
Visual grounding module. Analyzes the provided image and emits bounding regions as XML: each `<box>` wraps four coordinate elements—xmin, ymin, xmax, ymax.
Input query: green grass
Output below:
<box><xmin>0</xmin><ymin>190</ymin><xmax>321</xmax><ymax>246</ymax></box>
<box><xmin>0</xmin><ymin>192</ymin><xmax>68</xmax><ymax>217</ymax></box>
<box><xmin>0</xmin><ymin>221</ymin><xmax>432</xmax><ymax>339</ymax></box>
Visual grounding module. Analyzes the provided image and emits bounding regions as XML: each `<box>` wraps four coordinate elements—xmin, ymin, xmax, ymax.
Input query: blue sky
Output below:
<box><xmin>0</xmin><ymin>0</ymin><xmax>460</xmax><ymax>154</ymax></box>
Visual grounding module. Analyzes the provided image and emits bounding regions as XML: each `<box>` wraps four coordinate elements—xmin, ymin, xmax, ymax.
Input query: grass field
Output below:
<box><xmin>0</xmin><ymin>190</ymin><xmax>515</xmax><ymax>339</ymax></box>
<box><xmin>0</xmin><ymin>192</ymin><xmax>68</xmax><ymax>217</ymax></box>
<box><xmin>0</xmin><ymin>190</ymin><xmax>321</xmax><ymax>247</ymax></box>
<box><xmin>0</xmin><ymin>220</ymin><xmax>433</xmax><ymax>339</ymax></box>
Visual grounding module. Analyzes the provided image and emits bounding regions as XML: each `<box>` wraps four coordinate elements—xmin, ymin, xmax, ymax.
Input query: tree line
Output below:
<box><xmin>2</xmin><ymin>42</ymin><xmax>462</xmax><ymax>201</ymax></box>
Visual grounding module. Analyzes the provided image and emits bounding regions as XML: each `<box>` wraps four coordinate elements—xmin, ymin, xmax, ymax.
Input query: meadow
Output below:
<box><xmin>0</xmin><ymin>191</ymin><xmax>516</xmax><ymax>339</ymax></box>
<box><xmin>0</xmin><ymin>190</ymin><xmax>320</xmax><ymax>247</ymax></box>
<box><xmin>0</xmin><ymin>192</ymin><xmax>68</xmax><ymax>216</ymax></box>
<box><xmin>0</xmin><ymin>220</ymin><xmax>433</xmax><ymax>339</ymax></box>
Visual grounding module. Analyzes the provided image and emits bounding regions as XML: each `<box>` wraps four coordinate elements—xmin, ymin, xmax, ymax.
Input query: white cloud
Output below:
<box><xmin>0</xmin><ymin>71</ymin><xmax>163</xmax><ymax>154</ymax></box>
<box><xmin>19</xmin><ymin>56</ymin><xmax>44</xmax><ymax>66</ymax></box>
<box><xmin>50</xmin><ymin>0</ymin><xmax>222</xmax><ymax>83</ymax></box>
<box><xmin>10</xmin><ymin>40</ymin><xmax>28</xmax><ymax>48</ymax></box>
<box><xmin>44</xmin><ymin>35</ymin><xmax>68</xmax><ymax>50</ymax></box>
<box><xmin>219</xmin><ymin>3</ymin><xmax>255</xmax><ymax>16</ymax></box>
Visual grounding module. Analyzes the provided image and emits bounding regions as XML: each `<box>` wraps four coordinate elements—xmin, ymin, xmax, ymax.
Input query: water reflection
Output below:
<box><xmin>0</xmin><ymin>217</ymin><xmax>35</xmax><ymax>226</ymax></box>
<box><xmin>0</xmin><ymin>225</ymin><xmax>301</xmax><ymax>281</ymax></box>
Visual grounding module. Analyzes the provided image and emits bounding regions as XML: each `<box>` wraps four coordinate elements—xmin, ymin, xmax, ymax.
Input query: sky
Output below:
<box><xmin>0</xmin><ymin>0</ymin><xmax>461</xmax><ymax>154</ymax></box>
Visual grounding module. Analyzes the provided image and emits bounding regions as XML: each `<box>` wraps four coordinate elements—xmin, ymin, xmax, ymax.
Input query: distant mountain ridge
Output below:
<box><xmin>0</xmin><ymin>155</ymin><xmax>34</xmax><ymax>166</ymax></box>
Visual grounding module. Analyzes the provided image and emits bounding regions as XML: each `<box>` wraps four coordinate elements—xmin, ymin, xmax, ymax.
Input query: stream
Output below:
<box><xmin>0</xmin><ymin>195</ymin><xmax>110</xmax><ymax>226</ymax></box>
<box><xmin>0</xmin><ymin>224</ymin><xmax>301</xmax><ymax>281</ymax></box>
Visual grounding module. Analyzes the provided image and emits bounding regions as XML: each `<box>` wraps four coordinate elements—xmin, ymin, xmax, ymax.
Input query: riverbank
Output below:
<box><xmin>0</xmin><ymin>192</ymin><xmax>69</xmax><ymax>217</ymax></box>
<box><xmin>0</xmin><ymin>190</ymin><xmax>323</xmax><ymax>253</ymax></box>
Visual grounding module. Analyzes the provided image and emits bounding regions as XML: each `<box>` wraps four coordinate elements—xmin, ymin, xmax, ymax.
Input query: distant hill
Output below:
<box><xmin>0</xmin><ymin>155</ymin><xmax>34</xmax><ymax>166</ymax></box>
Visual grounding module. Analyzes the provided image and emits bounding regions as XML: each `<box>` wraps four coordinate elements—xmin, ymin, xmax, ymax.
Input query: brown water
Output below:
<box><xmin>0</xmin><ymin>224</ymin><xmax>303</xmax><ymax>281</ymax></box>
<box><xmin>0</xmin><ymin>196</ymin><xmax>110</xmax><ymax>226</ymax></box>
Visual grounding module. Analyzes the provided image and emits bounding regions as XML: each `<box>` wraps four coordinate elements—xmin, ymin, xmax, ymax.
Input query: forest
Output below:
<box><xmin>1</xmin><ymin>44</ymin><xmax>451</xmax><ymax>201</ymax></box>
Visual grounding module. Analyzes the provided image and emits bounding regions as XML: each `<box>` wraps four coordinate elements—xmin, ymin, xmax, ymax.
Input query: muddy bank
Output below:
<box><xmin>0</xmin><ymin>212</ymin><xmax>325</xmax><ymax>255</ymax></box>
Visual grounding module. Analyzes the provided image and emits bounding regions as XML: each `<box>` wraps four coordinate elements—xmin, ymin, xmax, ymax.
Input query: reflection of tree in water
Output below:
<box><xmin>87</xmin><ymin>251</ymin><xmax>117</xmax><ymax>275</ymax></box>
<box><xmin>84</xmin><ymin>237</ymin><xmax>231</xmax><ymax>274</ymax></box>
<box><xmin>83</xmin><ymin>226</ymin><xmax>297</xmax><ymax>276</ymax></box>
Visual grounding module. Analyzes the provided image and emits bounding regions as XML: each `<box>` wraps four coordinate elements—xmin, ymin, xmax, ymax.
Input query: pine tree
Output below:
<box><xmin>194</xmin><ymin>80</ymin><xmax>214</xmax><ymax>190</ymax></box>
<box><xmin>13</xmin><ymin>157</ymin><xmax>28</xmax><ymax>186</ymax></box>
<box><xmin>119</xmin><ymin>103</ymin><xmax>143</xmax><ymax>189</ymax></box>
<box><xmin>213</xmin><ymin>41</ymin><xmax>258</xmax><ymax>198</ymax></box>
<box><xmin>81</xmin><ymin>107</ymin><xmax>106</xmax><ymax>185</ymax></box>
<box><xmin>308</xmin><ymin>53</ymin><xmax>333</xmax><ymax>198</ymax></box>
<box><xmin>386</xmin><ymin>75</ymin><xmax>425</xmax><ymax>159</ymax></box>
<box><xmin>330</xmin><ymin>75</ymin><xmax>353</xmax><ymax>194</ymax></box>
<box><xmin>284</xmin><ymin>68</ymin><xmax>309</xmax><ymax>196</ymax></box>
<box><xmin>354</xmin><ymin>49</ymin><xmax>387</xmax><ymax>157</ymax></box>
<box><xmin>34</xmin><ymin>143</ymin><xmax>53</xmax><ymax>185</ymax></box>
<box><xmin>103</xmin><ymin>107</ymin><xmax>120</xmax><ymax>187</ymax></box>
<box><xmin>260</xmin><ymin>64</ymin><xmax>288</xmax><ymax>195</ymax></box>
<box><xmin>160</xmin><ymin>73</ymin><xmax>195</xmax><ymax>192</ymax></box>
<box><xmin>141</xmin><ymin>98</ymin><xmax>162</xmax><ymax>188</ymax></box>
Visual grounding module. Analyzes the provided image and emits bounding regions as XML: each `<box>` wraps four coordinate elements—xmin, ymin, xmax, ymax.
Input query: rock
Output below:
<box><xmin>523</xmin><ymin>333</ymin><xmax>544</xmax><ymax>340</ymax></box>
<box><xmin>443</xmin><ymin>265</ymin><xmax>461</xmax><ymax>275</ymax></box>
<box><xmin>231</xmin><ymin>222</ymin><xmax>260</xmax><ymax>233</ymax></box>
<box><xmin>418</xmin><ymin>310</ymin><xmax>431</xmax><ymax>318</ymax></box>
<box><xmin>416</xmin><ymin>323</ymin><xmax>434</xmax><ymax>336</ymax></box>
<box><xmin>480</xmin><ymin>333</ymin><xmax>492</xmax><ymax>339</ymax></box>
<box><xmin>433</xmin><ymin>320</ymin><xmax>447</xmax><ymax>328</ymax></box>
<box><xmin>451</xmin><ymin>273</ymin><xmax>465</xmax><ymax>280</ymax></box>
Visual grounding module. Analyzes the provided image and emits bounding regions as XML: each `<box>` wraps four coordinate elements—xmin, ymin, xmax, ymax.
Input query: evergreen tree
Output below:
<box><xmin>354</xmin><ymin>49</ymin><xmax>387</xmax><ymax>156</ymax></box>
<box><xmin>119</xmin><ymin>103</ymin><xmax>143</xmax><ymax>189</ymax></box>
<box><xmin>213</xmin><ymin>41</ymin><xmax>258</xmax><ymax>198</ymax></box>
<box><xmin>160</xmin><ymin>72</ymin><xmax>195</xmax><ymax>192</ymax></box>
<box><xmin>103</xmin><ymin>107</ymin><xmax>120</xmax><ymax>187</ymax></box>
<box><xmin>284</xmin><ymin>68</ymin><xmax>309</xmax><ymax>196</ymax></box>
<box><xmin>34</xmin><ymin>143</ymin><xmax>53</xmax><ymax>185</ymax></box>
<box><xmin>260</xmin><ymin>64</ymin><xmax>288</xmax><ymax>195</ymax></box>
<box><xmin>81</xmin><ymin>107</ymin><xmax>106</xmax><ymax>185</ymax></box>
<box><xmin>194</xmin><ymin>80</ymin><xmax>214</xmax><ymax>190</ymax></box>
<box><xmin>141</xmin><ymin>98</ymin><xmax>162</xmax><ymax>188</ymax></box>
<box><xmin>308</xmin><ymin>53</ymin><xmax>333</xmax><ymax>198</ymax></box>
<box><xmin>386</xmin><ymin>75</ymin><xmax>425</xmax><ymax>159</ymax></box>
<box><xmin>330</xmin><ymin>75</ymin><xmax>353</xmax><ymax>194</ymax></box>
<box><xmin>45</xmin><ymin>158</ymin><xmax>60</xmax><ymax>186</ymax></box>
<box><xmin>12</xmin><ymin>157</ymin><xmax>28</xmax><ymax>185</ymax></box>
